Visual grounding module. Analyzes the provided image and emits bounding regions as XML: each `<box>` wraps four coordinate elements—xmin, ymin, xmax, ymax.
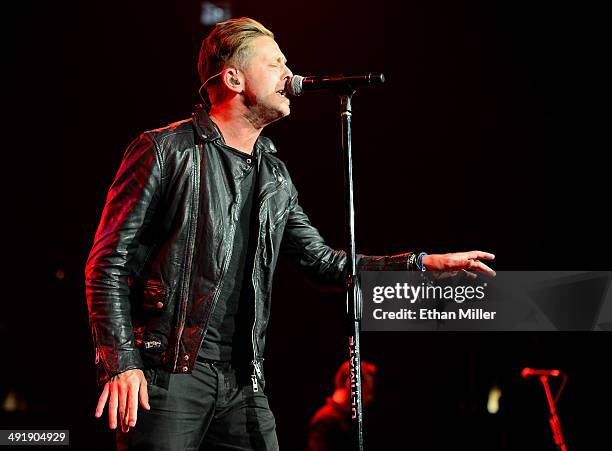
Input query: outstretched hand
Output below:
<box><xmin>94</xmin><ymin>368</ymin><xmax>150</xmax><ymax>432</ymax></box>
<box><xmin>422</xmin><ymin>251</ymin><xmax>495</xmax><ymax>278</ymax></box>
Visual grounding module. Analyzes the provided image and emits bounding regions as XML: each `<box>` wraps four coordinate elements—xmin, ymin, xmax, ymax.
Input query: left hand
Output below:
<box><xmin>422</xmin><ymin>251</ymin><xmax>495</xmax><ymax>277</ymax></box>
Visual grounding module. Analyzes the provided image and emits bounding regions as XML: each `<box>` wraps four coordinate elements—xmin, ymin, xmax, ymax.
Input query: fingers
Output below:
<box><xmin>139</xmin><ymin>379</ymin><xmax>150</xmax><ymax>411</ymax></box>
<box><xmin>109</xmin><ymin>383</ymin><xmax>119</xmax><ymax>430</ymax></box>
<box><xmin>440</xmin><ymin>253</ymin><xmax>496</xmax><ymax>277</ymax></box>
<box><xmin>95</xmin><ymin>383</ymin><xmax>109</xmax><ymax>418</ymax></box>
<box><xmin>126</xmin><ymin>380</ymin><xmax>140</xmax><ymax>430</ymax></box>
<box><xmin>467</xmin><ymin>259</ymin><xmax>496</xmax><ymax>277</ymax></box>
<box><xmin>118</xmin><ymin>382</ymin><xmax>129</xmax><ymax>432</ymax></box>
<box><xmin>462</xmin><ymin>269</ymin><xmax>478</xmax><ymax>279</ymax></box>
<box><xmin>95</xmin><ymin>370</ymin><xmax>150</xmax><ymax>432</ymax></box>
<box><xmin>444</xmin><ymin>252</ymin><xmax>496</xmax><ymax>276</ymax></box>
<box><xmin>463</xmin><ymin>250</ymin><xmax>495</xmax><ymax>261</ymax></box>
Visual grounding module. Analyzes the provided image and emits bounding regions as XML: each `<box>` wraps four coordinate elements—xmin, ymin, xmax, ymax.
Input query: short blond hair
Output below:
<box><xmin>198</xmin><ymin>17</ymin><xmax>274</xmax><ymax>100</ymax></box>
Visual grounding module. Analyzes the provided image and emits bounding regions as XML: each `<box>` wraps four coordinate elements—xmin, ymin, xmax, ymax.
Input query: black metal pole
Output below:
<box><xmin>339</xmin><ymin>92</ymin><xmax>364</xmax><ymax>451</ymax></box>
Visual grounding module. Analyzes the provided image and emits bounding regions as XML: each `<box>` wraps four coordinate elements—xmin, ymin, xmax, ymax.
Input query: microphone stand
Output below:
<box><xmin>538</xmin><ymin>374</ymin><xmax>568</xmax><ymax>451</ymax></box>
<box><xmin>338</xmin><ymin>91</ymin><xmax>364</xmax><ymax>451</ymax></box>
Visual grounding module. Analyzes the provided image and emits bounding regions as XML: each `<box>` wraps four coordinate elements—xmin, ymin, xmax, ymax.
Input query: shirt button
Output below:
<box><xmin>182</xmin><ymin>366</ymin><xmax>188</xmax><ymax>372</ymax></box>
<box><xmin>246</xmin><ymin>158</ymin><xmax>252</xmax><ymax>164</ymax></box>
<box><xmin>156</xmin><ymin>301</ymin><xmax>164</xmax><ymax>309</ymax></box>
<box><xmin>184</xmin><ymin>355</ymin><xmax>190</xmax><ymax>361</ymax></box>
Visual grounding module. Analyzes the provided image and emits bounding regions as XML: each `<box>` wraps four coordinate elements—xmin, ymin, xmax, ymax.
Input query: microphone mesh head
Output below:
<box><xmin>286</xmin><ymin>75</ymin><xmax>304</xmax><ymax>97</ymax></box>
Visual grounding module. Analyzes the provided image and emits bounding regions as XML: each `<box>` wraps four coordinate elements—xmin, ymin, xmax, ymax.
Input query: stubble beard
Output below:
<box><xmin>244</xmin><ymin>92</ymin><xmax>290</xmax><ymax>128</ymax></box>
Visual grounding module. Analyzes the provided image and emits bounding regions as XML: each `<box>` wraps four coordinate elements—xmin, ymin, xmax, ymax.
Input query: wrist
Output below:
<box><xmin>416</xmin><ymin>252</ymin><xmax>428</xmax><ymax>271</ymax></box>
<box><xmin>422</xmin><ymin>254</ymin><xmax>434</xmax><ymax>271</ymax></box>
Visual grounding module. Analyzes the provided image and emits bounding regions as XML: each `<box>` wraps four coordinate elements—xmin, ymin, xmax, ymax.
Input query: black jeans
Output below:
<box><xmin>116</xmin><ymin>360</ymin><xmax>279</xmax><ymax>451</ymax></box>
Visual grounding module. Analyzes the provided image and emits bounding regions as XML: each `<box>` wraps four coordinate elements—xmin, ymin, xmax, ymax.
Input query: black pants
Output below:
<box><xmin>116</xmin><ymin>360</ymin><xmax>279</xmax><ymax>451</ymax></box>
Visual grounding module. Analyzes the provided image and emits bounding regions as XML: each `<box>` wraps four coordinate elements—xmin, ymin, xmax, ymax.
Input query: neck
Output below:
<box><xmin>209</xmin><ymin>102</ymin><xmax>263</xmax><ymax>155</ymax></box>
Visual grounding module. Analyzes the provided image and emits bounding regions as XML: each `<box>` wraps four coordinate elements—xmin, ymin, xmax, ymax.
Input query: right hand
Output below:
<box><xmin>423</xmin><ymin>251</ymin><xmax>496</xmax><ymax>278</ymax></box>
<box><xmin>94</xmin><ymin>368</ymin><xmax>150</xmax><ymax>432</ymax></box>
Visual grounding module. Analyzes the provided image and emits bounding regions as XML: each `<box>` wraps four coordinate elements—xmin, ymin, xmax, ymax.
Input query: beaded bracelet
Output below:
<box><xmin>407</xmin><ymin>253</ymin><xmax>417</xmax><ymax>271</ymax></box>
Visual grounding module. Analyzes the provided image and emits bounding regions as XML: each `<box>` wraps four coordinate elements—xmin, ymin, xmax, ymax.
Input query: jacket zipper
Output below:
<box><xmin>250</xmin><ymin>175</ymin><xmax>287</xmax><ymax>391</ymax></box>
<box><xmin>173</xmin><ymin>144</ymin><xmax>201</xmax><ymax>371</ymax></box>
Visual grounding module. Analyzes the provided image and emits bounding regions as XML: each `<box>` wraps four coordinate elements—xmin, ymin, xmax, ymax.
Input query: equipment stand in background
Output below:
<box><xmin>538</xmin><ymin>374</ymin><xmax>568</xmax><ymax>451</ymax></box>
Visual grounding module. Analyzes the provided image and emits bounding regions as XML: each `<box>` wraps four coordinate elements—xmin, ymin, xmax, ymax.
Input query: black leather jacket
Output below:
<box><xmin>85</xmin><ymin>105</ymin><xmax>414</xmax><ymax>387</ymax></box>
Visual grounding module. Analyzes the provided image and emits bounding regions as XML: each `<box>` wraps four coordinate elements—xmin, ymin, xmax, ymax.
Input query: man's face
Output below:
<box><xmin>240</xmin><ymin>36</ymin><xmax>293</xmax><ymax>126</ymax></box>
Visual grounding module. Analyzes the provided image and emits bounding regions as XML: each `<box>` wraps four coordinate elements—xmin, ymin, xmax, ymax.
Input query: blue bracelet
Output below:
<box><xmin>415</xmin><ymin>252</ymin><xmax>428</xmax><ymax>271</ymax></box>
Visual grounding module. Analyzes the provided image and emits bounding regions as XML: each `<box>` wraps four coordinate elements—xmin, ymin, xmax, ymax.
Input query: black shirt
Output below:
<box><xmin>198</xmin><ymin>143</ymin><xmax>258</xmax><ymax>363</ymax></box>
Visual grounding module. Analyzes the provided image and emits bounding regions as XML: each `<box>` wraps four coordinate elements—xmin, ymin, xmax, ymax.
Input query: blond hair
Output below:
<box><xmin>198</xmin><ymin>17</ymin><xmax>274</xmax><ymax>101</ymax></box>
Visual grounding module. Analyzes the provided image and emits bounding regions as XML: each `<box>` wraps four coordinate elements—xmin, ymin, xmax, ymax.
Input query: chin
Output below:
<box><xmin>273</xmin><ymin>96</ymin><xmax>290</xmax><ymax>116</ymax></box>
<box><xmin>270</xmin><ymin>105</ymin><xmax>290</xmax><ymax>123</ymax></box>
<box><xmin>257</xmin><ymin>101</ymin><xmax>291</xmax><ymax>126</ymax></box>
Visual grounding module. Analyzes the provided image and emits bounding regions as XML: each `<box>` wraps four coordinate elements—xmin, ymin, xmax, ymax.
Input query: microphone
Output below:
<box><xmin>285</xmin><ymin>73</ymin><xmax>385</xmax><ymax>96</ymax></box>
<box><xmin>521</xmin><ymin>367</ymin><xmax>562</xmax><ymax>379</ymax></box>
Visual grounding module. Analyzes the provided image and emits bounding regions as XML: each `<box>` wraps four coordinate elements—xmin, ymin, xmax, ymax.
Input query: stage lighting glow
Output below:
<box><xmin>487</xmin><ymin>385</ymin><xmax>502</xmax><ymax>414</ymax></box>
<box><xmin>200</xmin><ymin>2</ymin><xmax>231</xmax><ymax>26</ymax></box>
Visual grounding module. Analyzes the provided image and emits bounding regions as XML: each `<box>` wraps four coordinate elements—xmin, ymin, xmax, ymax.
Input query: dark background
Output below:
<box><xmin>2</xmin><ymin>0</ymin><xmax>609</xmax><ymax>449</ymax></box>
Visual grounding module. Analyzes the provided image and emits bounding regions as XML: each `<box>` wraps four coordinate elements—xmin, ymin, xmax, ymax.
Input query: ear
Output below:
<box><xmin>221</xmin><ymin>68</ymin><xmax>243</xmax><ymax>93</ymax></box>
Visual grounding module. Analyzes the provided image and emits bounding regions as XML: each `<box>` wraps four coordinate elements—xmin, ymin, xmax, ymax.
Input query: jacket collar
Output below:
<box><xmin>191</xmin><ymin>104</ymin><xmax>278</xmax><ymax>155</ymax></box>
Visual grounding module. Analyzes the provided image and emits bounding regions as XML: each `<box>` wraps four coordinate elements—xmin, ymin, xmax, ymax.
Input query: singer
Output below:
<box><xmin>85</xmin><ymin>17</ymin><xmax>495</xmax><ymax>451</ymax></box>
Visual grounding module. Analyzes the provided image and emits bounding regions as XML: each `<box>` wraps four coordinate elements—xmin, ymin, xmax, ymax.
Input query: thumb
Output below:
<box><xmin>139</xmin><ymin>379</ymin><xmax>150</xmax><ymax>410</ymax></box>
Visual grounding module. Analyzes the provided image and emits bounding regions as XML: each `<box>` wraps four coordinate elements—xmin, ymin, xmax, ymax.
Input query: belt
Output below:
<box><xmin>196</xmin><ymin>355</ymin><xmax>232</xmax><ymax>368</ymax></box>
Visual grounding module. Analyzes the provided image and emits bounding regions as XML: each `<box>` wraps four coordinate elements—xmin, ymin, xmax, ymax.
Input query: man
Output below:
<box><xmin>306</xmin><ymin>361</ymin><xmax>378</xmax><ymax>451</ymax></box>
<box><xmin>85</xmin><ymin>17</ymin><xmax>495</xmax><ymax>450</ymax></box>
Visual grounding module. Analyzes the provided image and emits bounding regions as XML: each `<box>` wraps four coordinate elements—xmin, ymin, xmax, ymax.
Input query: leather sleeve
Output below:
<box><xmin>280</xmin><ymin>182</ymin><xmax>414</xmax><ymax>288</ymax></box>
<box><xmin>85</xmin><ymin>133</ymin><xmax>162</xmax><ymax>385</ymax></box>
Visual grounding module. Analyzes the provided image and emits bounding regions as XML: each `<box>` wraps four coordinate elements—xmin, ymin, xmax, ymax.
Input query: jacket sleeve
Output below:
<box><xmin>85</xmin><ymin>133</ymin><xmax>162</xmax><ymax>385</ymax></box>
<box><xmin>280</xmin><ymin>183</ymin><xmax>415</xmax><ymax>288</ymax></box>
